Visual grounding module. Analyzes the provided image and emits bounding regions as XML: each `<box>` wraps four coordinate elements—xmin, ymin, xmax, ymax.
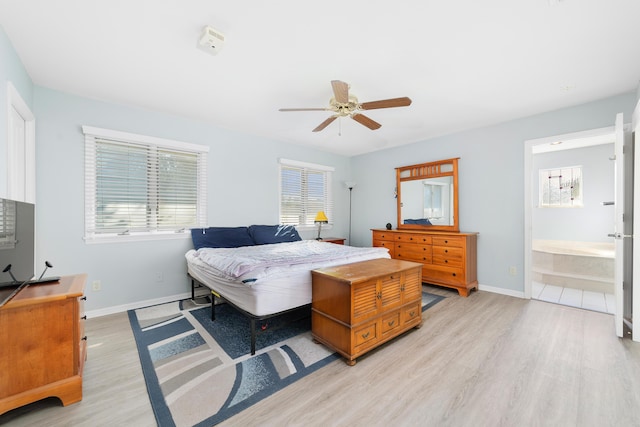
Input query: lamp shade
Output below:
<box><xmin>314</xmin><ymin>211</ymin><xmax>328</xmax><ymax>223</ymax></box>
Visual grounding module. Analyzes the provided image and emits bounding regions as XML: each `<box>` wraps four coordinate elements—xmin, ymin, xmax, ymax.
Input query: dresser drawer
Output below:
<box><xmin>401</xmin><ymin>301</ymin><xmax>422</xmax><ymax>325</ymax></box>
<box><xmin>372</xmin><ymin>239</ymin><xmax>395</xmax><ymax>258</ymax></box>
<box><xmin>432</xmin><ymin>236</ymin><xmax>464</xmax><ymax>248</ymax></box>
<box><xmin>353</xmin><ymin>321</ymin><xmax>378</xmax><ymax>350</ymax></box>
<box><xmin>395</xmin><ymin>233</ymin><xmax>432</xmax><ymax>244</ymax></box>
<box><xmin>432</xmin><ymin>246</ymin><xmax>463</xmax><ymax>267</ymax></box>
<box><xmin>381</xmin><ymin>310</ymin><xmax>402</xmax><ymax>337</ymax></box>
<box><xmin>423</xmin><ymin>266</ymin><xmax>465</xmax><ymax>285</ymax></box>
<box><xmin>395</xmin><ymin>244</ymin><xmax>432</xmax><ymax>263</ymax></box>
<box><xmin>372</xmin><ymin>230</ymin><xmax>395</xmax><ymax>242</ymax></box>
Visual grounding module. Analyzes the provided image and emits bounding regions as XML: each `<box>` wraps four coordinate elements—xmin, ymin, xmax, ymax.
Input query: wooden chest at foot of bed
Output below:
<box><xmin>311</xmin><ymin>258</ymin><xmax>423</xmax><ymax>366</ymax></box>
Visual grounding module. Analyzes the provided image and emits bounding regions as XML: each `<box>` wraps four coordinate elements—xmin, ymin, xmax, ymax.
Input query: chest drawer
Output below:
<box><xmin>372</xmin><ymin>239</ymin><xmax>395</xmax><ymax>257</ymax></box>
<box><xmin>423</xmin><ymin>265</ymin><xmax>465</xmax><ymax>285</ymax></box>
<box><xmin>395</xmin><ymin>233</ymin><xmax>432</xmax><ymax>244</ymax></box>
<box><xmin>372</xmin><ymin>230</ymin><xmax>395</xmax><ymax>242</ymax></box>
<box><xmin>432</xmin><ymin>246</ymin><xmax>463</xmax><ymax>267</ymax></box>
<box><xmin>395</xmin><ymin>244</ymin><xmax>432</xmax><ymax>263</ymax></box>
<box><xmin>432</xmin><ymin>236</ymin><xmax>464</xmax><ymax>248</ymax></box>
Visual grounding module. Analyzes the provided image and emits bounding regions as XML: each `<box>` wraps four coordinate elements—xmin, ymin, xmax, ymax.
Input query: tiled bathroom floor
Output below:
<box><xmin>532</xmin><ymin>281</ymin><xmax>615</xmax><ymax>314</ymax></box>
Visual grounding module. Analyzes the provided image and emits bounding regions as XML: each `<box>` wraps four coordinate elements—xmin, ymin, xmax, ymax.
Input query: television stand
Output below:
<box><xmin>0</xmin><ymin>274</ymin><xmax>87</xmax><ymax>415</ymax></box>
<box><xmin>29</xmin><ymin>276</ymin><xmax>61</xmax><ymax>285</ymax></box>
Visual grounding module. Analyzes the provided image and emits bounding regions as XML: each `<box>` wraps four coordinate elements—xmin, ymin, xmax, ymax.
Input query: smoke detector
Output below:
<box><xmin>198</xmin><ymin>26</ymin><xmax>225</xmax><ymax>55</ymax></box>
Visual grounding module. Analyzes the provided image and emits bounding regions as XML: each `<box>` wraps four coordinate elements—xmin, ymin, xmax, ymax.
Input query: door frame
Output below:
<box><xmin>6</xmin><ymin>81</ymin><xmax>35</xmax><ymax>203</ymax></box>
<box><xmin>524</xmin><ymin>126</ymin><xmax>616</xmax><ymax>300</ymax></box>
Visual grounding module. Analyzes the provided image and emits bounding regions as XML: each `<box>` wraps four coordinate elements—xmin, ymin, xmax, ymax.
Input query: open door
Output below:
<box><xmin>613</xmin><ymin>112</ymin><xmax>634</xmax><ymax>338</ymax></box>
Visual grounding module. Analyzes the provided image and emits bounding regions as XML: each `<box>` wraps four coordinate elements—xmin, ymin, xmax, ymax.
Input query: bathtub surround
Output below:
<box><xmin>532</xmin><ymin>239</ymin><xmax>614</xmax><ymax>294</ymax></box>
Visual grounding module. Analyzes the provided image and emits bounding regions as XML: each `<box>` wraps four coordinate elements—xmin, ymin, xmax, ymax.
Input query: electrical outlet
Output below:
<box><xmin>155</xmin><ymin>271</ymin><xmax>164</xmax><ymax>282</ymax></box>
<box><xmin>509</xmin><ymin>266</ymin><xmax>517</xmax><ymax>276</ymax></box>
<box><xmin>92</xmin><ymin>280</ymin><xmax>101</xmax><ymax>291</ymax></box>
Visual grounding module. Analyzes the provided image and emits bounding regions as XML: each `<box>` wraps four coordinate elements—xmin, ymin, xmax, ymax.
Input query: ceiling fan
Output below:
<box><xmin>279</xmin><ymin>80</ymin><xmax>412</xmax><ymax>132</ymax></box>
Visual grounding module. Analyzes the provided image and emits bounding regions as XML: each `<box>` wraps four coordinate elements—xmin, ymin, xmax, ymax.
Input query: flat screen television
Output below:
<box><xmin>0</xmin><ymin>197</ymin><xmax>35</xmax><ymax>288</ymax></box>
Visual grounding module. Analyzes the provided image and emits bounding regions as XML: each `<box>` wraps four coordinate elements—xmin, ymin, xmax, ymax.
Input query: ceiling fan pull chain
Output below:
<box><xmin>339</xmin><ymin>117</ymin><xmax>342</xmax><ymax>136</ymax></box>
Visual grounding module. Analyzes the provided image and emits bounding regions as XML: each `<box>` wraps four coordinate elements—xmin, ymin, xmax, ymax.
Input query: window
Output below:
<box><xmin>83</xmin><ymin>126</ymin><xmax>208</xmax><ymax>242</ymax></box>
<box><xmin>279</xmin><ymin>159</ymin><xmax>334</xmax><ymax>228</ymax></box>
<box><xmin>539</xmin><ymin>166</ymin><xmax>583</xmax><ymax>207</ymax></box>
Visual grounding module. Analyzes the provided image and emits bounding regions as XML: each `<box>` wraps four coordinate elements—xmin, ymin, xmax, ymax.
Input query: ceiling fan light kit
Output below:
<box><xmin>279</xmin><ymin>80</ymin><xmax>411</xmax><ymax>132</ymax></box>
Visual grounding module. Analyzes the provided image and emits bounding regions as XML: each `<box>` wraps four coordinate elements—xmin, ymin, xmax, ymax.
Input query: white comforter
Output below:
<box><xmin>186</xmin><ymin>240</ymin><xmax>389</xmax><ymax>281</ymax></box>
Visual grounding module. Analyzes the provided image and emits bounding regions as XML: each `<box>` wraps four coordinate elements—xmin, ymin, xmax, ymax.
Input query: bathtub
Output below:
<box><xmin>532</xmin><ymin>239</ymin><xmax>614</xmax><ymax>293</ymax></box>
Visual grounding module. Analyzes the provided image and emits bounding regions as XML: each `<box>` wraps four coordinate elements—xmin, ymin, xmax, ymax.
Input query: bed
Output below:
<box><xmin>185</xmin><ymin>224</ymin><xmax>390</xmax><ymax>354</ymax></box>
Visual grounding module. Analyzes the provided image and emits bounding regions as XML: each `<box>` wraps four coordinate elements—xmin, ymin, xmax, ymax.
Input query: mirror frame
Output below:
<box><xmin>396</xmin><ymin>157</ymin><xmax>459</xmax><ymax>232</ymax></box>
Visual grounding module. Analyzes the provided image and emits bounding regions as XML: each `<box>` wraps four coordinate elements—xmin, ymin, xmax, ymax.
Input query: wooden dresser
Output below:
<box><xmin>311</xmin><ymin>258</ymin><xmax>423</xmax><ymax>365</ymax></box>
<box><xmin>0</xmin><ymin>274</ymin><xmax>87</xmax><ymax>415</ymax></box>
<box><xmin>372</xmin><ymin>229</ymin><xmax>478</xmax><ymax>297</ymax></box>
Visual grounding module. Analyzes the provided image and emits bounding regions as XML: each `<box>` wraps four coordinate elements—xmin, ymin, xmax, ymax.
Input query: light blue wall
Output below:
<box><xmin>0</xmin><ymin>26</ymin><xmax>33</xmax><ymax>198</ymax></box>
<box><xmin>532</xmin><ymin>144</ymin><xmax>614</xmax><ymax>243</ymax></box>
<box><xmin>350</xmin><ymin>92</ymin><xmax>637</xmax><ymax>294</ymax></box>
<box><xmin>33</xmin><ymin>87</ymin><xmax>351</xmax><ymax>312</ymax></box>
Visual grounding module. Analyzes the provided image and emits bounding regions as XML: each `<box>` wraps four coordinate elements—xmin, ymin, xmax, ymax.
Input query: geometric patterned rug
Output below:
<box><xmin>128</xmin><ymin>290</ymin><xmax>444</xmax><ymax>427</ymax></box>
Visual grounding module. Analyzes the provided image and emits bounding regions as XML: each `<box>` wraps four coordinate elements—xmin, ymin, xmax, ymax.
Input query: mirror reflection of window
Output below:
<box><xmin>423</xmin><ymin>183</ymin><xmax>443</xmax><ymax>218</ymax></box>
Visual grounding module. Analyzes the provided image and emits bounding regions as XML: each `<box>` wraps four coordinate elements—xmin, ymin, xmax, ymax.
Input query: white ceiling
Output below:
<box><xmin>1</xmin><ymin>0</ymin><xmax>639</xmax><ymax>157</ymax></box>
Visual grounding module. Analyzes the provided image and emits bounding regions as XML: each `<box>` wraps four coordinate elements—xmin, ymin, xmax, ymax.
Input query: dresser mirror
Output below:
<box><xmin>396</xmin><ymin>158</ymin><xmax>459</xmax><ymax>232</ymax></box>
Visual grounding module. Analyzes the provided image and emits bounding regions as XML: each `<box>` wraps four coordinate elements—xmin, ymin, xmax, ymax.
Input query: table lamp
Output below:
<box><xmin>314</xmin><ymin>211</ymin><xmax>328</xmax><ymax>240</ymax></box>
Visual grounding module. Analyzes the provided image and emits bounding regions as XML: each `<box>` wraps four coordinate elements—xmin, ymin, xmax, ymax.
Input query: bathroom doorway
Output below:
<box><xmin>524</xmin><ymin>128</ymin><xmax>617</xmax><ymax>314</ymax></box>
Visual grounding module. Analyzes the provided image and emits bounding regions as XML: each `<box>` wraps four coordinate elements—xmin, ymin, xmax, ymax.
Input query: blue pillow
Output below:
<box><xmin>248</xmin><ymin>225</ymin><xmax>302</xmax><ymax>245</ymax></box>
<box><xmin>404</xmin><ymin>218</ymin><xmax>432</xmax><ymax>225</ymax></box>
<box><xmin>190</xmin><ymin>227</ymin><xmax>255</xmax><ymax>249</ymax></box>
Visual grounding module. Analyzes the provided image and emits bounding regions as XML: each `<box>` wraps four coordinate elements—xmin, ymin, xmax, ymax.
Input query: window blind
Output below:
<box><xmin>279</xmin><ymin>159</ymin><xmax>333</xmax><ymax>226</ymax></box>
<box><xmin>83</xmin><ymin>126</ymin><xmax>208</xmax><ymax>241</ymax></box>
<box><xmin>0</xmin><ymin>198</ymin><xmax>16</xmax><ymax>250</ymax></box>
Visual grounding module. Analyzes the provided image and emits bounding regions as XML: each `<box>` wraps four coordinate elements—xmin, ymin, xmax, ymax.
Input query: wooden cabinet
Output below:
<box><xmin>372</xmin><ymin>229</ymin><xmax>478</xmax><ymax>297</ymax></box>
<box><xmin>0</xmin><ymin>274</ymin><xmax>87</xmax><ymax>415</ymax></box>
<box><xmin>311</xmin><ymin>258</ymin><xmax>423</xmax><ymax>365</ymax></box>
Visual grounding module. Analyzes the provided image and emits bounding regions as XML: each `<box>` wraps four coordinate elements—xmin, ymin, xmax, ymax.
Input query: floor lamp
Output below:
<box><xmin>345</xmin><ymin>181</ymin><xmax>356</xmax><ymax>245</ymax></box>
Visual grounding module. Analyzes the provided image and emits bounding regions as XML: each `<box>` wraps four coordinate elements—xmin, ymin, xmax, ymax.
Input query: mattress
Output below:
<box><xmin>185</xmin><ymin>240</ymin><xmax>390</xmax><ymax>316</ymax></box>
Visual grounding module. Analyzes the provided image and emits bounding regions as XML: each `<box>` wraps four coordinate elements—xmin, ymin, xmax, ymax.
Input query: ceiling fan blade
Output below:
<box><xmin>360</xmin><ymin>97</ymin><xmax>412</xmax><ymax>110</ymax></box>
<box><xmin>312</xmin><ymin>116</ymin><xmax>338</xmax><ymax>132</ymax></box>
<box><xmin>331</xmin><ymin>80</ymin><xmax>349</xmax><ymax>104</ymax></box>
<box><xmin>352</xmin><ymin>113</ymin><xmax>381</xmax><ymax>130</ymax></box>
<box><xmin>279</xmin><ymin>107</ymin><xmax>330</xmax><ymax>112</ymax></box>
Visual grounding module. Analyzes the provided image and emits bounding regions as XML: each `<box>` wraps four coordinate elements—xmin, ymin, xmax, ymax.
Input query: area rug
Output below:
<box><xmin>128</xmin><ymin>288</ymin><xmax>444</xmax><ymax>427</ymax></box>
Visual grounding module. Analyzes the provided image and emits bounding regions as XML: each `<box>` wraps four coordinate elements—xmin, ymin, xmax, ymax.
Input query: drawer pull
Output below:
<box><xmin>410</xmin><ymin>237</ymin><xmax>413</xmax><ymax>240</ymax></box>
<box><xmin>444</xmin><ymin>240</ymin><xmax>448</xmax><ymax>244</ymax></box>
<box><xmin>377</xmin><ymin>292</ymin><xmax>382</xmax><ymax>300</ymax></box>
<box><xmin>361</xmin><ymin>331</ymin><xmax>370</xmax><ymax>339</ymax></box>
<box><xmin>409</xmin><ymin>311</ymin><xmax>416</xmax><ymax>317</ymax></box>
<box><xmin>452</xmin><ymin>273</ymin><xmax>457</xmax><ymax>277</ymax></box>
<box><xmin>445</xmin><ymin>260</ymin><xmax>448</xmax><ymax>263</ymax></box>
<box><xmin>445</xmin><ymin>249</ymin><xmax>448</xmax><ymax>253</ymax></box>
<box><xmin>388</xmin><ymin>320</ymin><xmax>396</xmax><ymax>327</ymax></box>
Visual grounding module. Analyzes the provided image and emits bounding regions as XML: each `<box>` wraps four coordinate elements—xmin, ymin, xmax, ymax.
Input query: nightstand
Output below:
<box><xmin>319</xmin><ymin>237</ymin><xmax>345</xmax><ymax>245</ymax></box>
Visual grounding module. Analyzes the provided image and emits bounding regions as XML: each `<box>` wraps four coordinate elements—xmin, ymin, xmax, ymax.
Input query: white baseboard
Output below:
<box><xmin>478</xmin><ymin>283</ymin><xmax>525</xmax><ymax>299</ymax></box>
<box><xmin>86</xmin><ymin>292</ymin><xmax>192</xmax><ymax>318</ymax></box>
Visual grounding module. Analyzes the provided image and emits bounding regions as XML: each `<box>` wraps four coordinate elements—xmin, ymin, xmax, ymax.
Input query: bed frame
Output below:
<box><xmin>188</xmin><ymin>274</ymin><xmax>310</xmax><ymax>355</ymax></box>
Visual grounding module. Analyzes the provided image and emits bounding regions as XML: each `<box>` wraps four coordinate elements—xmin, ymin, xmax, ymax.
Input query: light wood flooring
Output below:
<box><xmin>1</xmin><ymin>286</ymin><xmax>639</xmax><ymax>427</ymax></box>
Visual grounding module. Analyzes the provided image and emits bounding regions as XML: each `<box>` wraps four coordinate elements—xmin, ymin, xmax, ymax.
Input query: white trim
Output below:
<box><xmin>279</xmin><ymin>157</ymin><xmax>335</xmax><ymax>172</ymax></box>
<box><xmin>524</xmin><ymin>126</ymin><xmax>616</xmax><ymax>301</ymax></box>
<box><xmin>478</xmin><ymin>283</ymin><xmax>525</xmax><ymax>299</ymax></box>
<box><xmin>7</xmin><ymin>82</ymin><xmax>35</xmax><ymax>203</ymax></box>
<box><xmin>85</xmin><ymin>292</ymin><xmax>191</xmax><ymax>318</ymax></box>
<box><xmin>82</xmin><ymin>125</ymin><xmax>210</xmax><ymax>153</ymax></box>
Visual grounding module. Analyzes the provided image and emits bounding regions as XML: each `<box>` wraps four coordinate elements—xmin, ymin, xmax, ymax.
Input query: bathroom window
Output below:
<box><xmin>539</xmin><ymin>166</ymin><xmax>583</xmax><ymax>207</ymax></box>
